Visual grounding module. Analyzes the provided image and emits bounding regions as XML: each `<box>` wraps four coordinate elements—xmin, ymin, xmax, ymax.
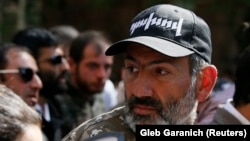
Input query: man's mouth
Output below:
<box><xmin>133</xmin><ymin>104</ymin><xmax>156</xmax><ymax>115</ymax></box>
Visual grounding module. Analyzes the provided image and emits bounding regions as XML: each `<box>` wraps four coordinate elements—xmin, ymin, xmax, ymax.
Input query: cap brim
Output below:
<box><xmin>105</xmin><ymin>36</ymin><xmax>194</xmax><ymax>57</ymax></box>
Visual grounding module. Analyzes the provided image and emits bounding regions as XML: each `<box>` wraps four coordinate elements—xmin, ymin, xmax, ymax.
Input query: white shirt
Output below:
<box><xmin>224</xmin><ymin>99</ymin><xmax>250</xmax><ymax>124</ymax></box>
<box><xmin>35</xmin><ymin>103</ymin><xmax>51</xmax><ymax>121</ymax></box>
<box><xmin>101</xmin><ymin>79</ymin><xmax>118</xmax><ymax>111</ymax></box>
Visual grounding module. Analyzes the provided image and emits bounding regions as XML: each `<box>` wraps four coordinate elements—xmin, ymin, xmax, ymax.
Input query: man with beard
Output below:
<box><xmin>65</xmin><ymin>30</ymin><xmax>114</xmax><ymax>126</ymax></box>
<box><xmin>12</xmin><ymin>27</ymin><xmax>71</xmax><ymax>141</ymax></box>
<box><xmin>62</xmin><ymin>4</ymin><xmax>218</xmax><ymax>141</ymax></box>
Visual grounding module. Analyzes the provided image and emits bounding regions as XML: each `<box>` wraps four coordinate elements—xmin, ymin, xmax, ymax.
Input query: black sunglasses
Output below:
<box><xmin>0</xmin><ymin>67</ymin><xmax>36</xmax><ymax>82</ymax></box>
<box><xmin>46</xmin><ymin>55</ymin><xmax>65</xmax><ymax>65</ymax></box>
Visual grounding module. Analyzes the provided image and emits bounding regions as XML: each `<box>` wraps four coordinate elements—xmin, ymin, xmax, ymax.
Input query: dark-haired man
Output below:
<box><xmin>0</xmin><ymin>43</ymin><xmax>48</xmax><ymax>141</ymax></box>
<box><xmin>0</xmin><ymin>43</ymin><xmax>42</xmax><ymax>109</ymax></box>
<box><xmin>12</xmin><ymin>27</ymin><xmax>70</xmax><ymax>141</ymax></box>
<box><xmin>65</xmin><ymin>30</ymin><xmax>114</xmax><ymax>126</ymax></box>
<box><xmin>62</xmin><ymin>4</ymin><xmax>218</xmax><ymax>141</ymax></box>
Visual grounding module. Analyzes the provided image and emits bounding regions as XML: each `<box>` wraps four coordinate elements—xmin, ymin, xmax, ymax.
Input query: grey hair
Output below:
<box><xmin>189</xmin><ymin>54</ymin><xmax>209</xmax><ymax>77</ymax></box>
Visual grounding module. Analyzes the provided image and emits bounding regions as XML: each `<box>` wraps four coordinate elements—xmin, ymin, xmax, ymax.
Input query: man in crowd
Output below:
<box><xmin>12</xmin><ymin>27</ymin><xmax>71</xmax><ymax>141</ymax></box>
<box><xmin>66</xmin><ymin>30</ymin><xmax>115</xmax><ymax>126</ymax></box>
<box><xmin>0</xmin><ymin>43</ymin><xmax>47</xmax><ymax>140</ymax></box>
<box><xmin>0</xmin><ymin>43</ymin><xmax>42</xmax><ymax>109</ymax></box>
<box><xmin>62</xmin><ymin>4</ymin><xmax>218</xmax><ymax>141</ymax></box>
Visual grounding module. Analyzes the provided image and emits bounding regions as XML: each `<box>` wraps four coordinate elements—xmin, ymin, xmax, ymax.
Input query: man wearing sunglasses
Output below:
<box><xmin>12</xmin><ymin>27</ymin><xmax>71</xmax><ymax>141</ymax></box>
<box><xmin>0</xmin><ymin>43</ymin><xmax>43</xmax><ymax>109</ymax></box>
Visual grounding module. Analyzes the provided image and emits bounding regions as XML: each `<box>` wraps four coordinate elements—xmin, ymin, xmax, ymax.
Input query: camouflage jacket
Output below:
<box><xmin>62</xmin><ymin>106</ymin><xmax>135</xmax><ymax>141</ymax></box>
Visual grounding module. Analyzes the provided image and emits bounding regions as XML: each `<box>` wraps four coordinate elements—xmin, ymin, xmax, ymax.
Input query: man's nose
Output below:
<box><xmin>131</xmin><ymin>72</ymin><xmax>153</xmax><ymax>98</ymax></box>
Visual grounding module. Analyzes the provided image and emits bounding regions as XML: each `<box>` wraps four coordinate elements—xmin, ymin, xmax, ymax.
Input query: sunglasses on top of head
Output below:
<box><xmin>45</xmin><ymin>55</ymin><xmax>65</xmax><ymax>65</ymax></box>
<box><xmin>0</xmin><ymin>67</ymin><xmax>36</xmax><ymax>83</ymax></box>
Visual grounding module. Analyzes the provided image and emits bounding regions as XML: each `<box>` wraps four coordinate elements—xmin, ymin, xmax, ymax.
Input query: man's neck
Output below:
<box><xmin>69</xmin><ymin>78</ymin><xmax>94</xmax><ymax>100</ymax></box>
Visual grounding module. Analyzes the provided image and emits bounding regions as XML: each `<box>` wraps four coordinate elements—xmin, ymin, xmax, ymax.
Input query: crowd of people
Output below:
<box><xmin>0</xmin><ymin>26</ymin><xmax>118</xmax><ymax>141</ymax></box>
<box><xmin>0</xmin><ymin>3</ymin><xmax>249</xmax><ymax>141</ymax></box>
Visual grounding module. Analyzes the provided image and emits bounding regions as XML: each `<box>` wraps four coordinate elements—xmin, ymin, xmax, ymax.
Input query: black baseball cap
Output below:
<box><xmin>105</xmin><ymin>4</ymin><xmax>212</xmax><ymax>63</ymax></box>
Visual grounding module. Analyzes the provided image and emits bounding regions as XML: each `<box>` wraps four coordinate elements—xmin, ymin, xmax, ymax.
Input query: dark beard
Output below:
<box><xmin>40</xmin><ymin>81</ymin><xmax>67</xmax><ymax>98</ymax></box>
<box><xmin>39</xmin><ymin>71</ymin><xmax>69</xmax><ymax>99</ymax></box>
<box><xmin>75</xmin><ymin>65</ymin><xmax>102</xmax><ymax>97</ymax></box>
<box><xmin>127</xmin><ymin>96</ymin><xmax>165</xmax><ymax>121</ymax></box>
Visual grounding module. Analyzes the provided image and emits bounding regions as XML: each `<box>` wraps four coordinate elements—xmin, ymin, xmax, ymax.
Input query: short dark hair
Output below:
<box><xmin>12</xmin><ymin>27</ymin><xmax>59</xmax><ymax>59</ymax></box>
<box><xmin>235</xmin><ymin>22</ymin><xmax>250</xmax><ymax>52</ymax></box>
<box><xmin>69</xmin><ymin>30</ymin><xmax>111</xmax><ymax>63</ymax></box>
<box><xmin>233</xmin><ymin>46</ymin><xmax>250</xmax><ymax>106</ymax></box>
<box><xmin>0</xmin><ymin>43</ymin><xmax>32</xmax><ymax>81</ymax></box>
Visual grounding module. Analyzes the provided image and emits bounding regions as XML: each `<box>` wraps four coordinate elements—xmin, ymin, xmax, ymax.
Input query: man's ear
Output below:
<box><xmin>196</xmin><ymin>65</ymin><xmax>218</xmax><ymax>102</ymax></box>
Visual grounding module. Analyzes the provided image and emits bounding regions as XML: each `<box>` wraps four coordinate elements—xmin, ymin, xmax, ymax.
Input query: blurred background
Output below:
<box><xmin>0</xmin><ymin>0</ymin><xmax>250</xmax><ymax>85</ymax></box>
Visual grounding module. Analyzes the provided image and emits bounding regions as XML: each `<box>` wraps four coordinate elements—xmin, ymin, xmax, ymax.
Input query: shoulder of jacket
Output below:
<box><xmin>62</xmin><ymin>106</ymin><xmax>126</xmax><ymax>141</ymax></box>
